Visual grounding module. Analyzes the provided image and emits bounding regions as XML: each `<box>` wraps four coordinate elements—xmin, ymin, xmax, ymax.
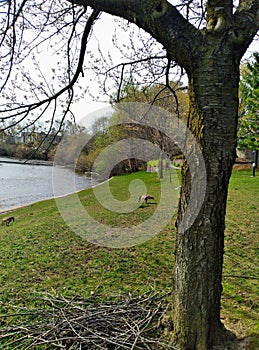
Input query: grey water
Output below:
<box><xmin>0</xmin><ymin>157</ymin><xmax>96</xmax><ymax>212</ymax></box>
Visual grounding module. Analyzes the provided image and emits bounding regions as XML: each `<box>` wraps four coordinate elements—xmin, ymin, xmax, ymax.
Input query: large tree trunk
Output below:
<box><xmin>172</xmin><ymin>45</ymin><xmax>240</xmax><ymax>349</ymax></box>
<box><xmin>65</xmin><ymin>1</ymin><xmax>258</xmax><ymax>349</ymax></box>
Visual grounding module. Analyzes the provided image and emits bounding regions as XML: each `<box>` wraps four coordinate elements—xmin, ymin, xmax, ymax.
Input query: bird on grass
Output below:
<box><xmin>2</xmin><ymin>216</ymin><xmax>15</xmax><ymax>226</ymax></box>
<box><xmin>138</xmin><ymin>194</ymin><xmax>154</xmax><ymax>204</ymax></box>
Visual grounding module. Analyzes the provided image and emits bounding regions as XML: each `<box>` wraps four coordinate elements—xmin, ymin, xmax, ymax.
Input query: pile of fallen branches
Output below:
<box><xmin>0</xmin><ymin>291</ymin><xmax>172</xmax><ymax>349</ymax></box>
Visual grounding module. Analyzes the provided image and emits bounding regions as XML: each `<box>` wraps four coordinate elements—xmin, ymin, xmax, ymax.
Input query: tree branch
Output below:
<box><xmin>67</xmin><ymin>0</ymin><xmax>203</xmax><ymax>73</ymax></box>
<box><xmin>206</xmin><ymin>0</ymin><xmax>233</xmax><ymax>18</ymax></box>
<box><xmin>231</xmin><ymin>0</ymin><xmax>259</xmax><ymax>55</ymax></box>
<box><xmin>0</xmin><ymin>7</ymin><xmax>100</xmax><ymax>131</ymax></box>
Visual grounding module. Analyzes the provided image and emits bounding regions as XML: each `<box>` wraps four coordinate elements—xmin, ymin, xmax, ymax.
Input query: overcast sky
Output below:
<box><xmin>71</xmin><ymin>13</ymin><xmax>121</xmax><ymax>129</ymax></box>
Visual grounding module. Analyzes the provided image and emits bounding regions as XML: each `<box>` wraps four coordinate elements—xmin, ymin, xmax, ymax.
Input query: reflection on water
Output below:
<box><xmin>0</xmin><ymin>158</ymin><xmax>95</xmax><ymax>212</ymax></box>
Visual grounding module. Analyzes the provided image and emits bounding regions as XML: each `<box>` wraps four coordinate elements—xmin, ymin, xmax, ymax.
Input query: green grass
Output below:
<box><xmin>222</xmin><ymin>169</ymin><xmax>259</xmax><ymax>348</ymax></box>
<box><xmin>0</xmin><ymin>169</ymin><xmax>258</xmax><ymax>348</ymax></box>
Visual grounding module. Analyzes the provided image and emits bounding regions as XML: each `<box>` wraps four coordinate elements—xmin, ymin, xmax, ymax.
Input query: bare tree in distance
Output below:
<box><xmin>0</xmin><ymin>0</ymin><xmax>258</xmax><ymax>349</ymax></box>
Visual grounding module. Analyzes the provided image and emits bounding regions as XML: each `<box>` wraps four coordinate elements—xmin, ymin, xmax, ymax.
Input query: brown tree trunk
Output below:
<box><xmin>172</xmin><ymin>43</ymin><xmax>240</xmax><ymax>349</ymax></box>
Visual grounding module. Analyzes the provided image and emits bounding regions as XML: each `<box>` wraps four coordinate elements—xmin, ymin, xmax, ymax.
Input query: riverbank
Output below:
<box><xmin>0</xmin><ymin>170</ymin><xmax>258</xmax><ymax>348</ymax></box>
<box><xmin>0</xmin><ymin>157</ymin><xmax>53</xmax><ymax>166</ymax></box>
<box><xmin>0</xmin><ymin>175</ymin><xmax>111</xmax><ymax>215</ymax></box>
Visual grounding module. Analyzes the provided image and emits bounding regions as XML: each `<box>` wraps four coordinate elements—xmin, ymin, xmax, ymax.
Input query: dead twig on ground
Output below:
<box><xmin>0</xmin><ymin>291</ymin><xmax>173</xmax><ymax>349</ymax></box>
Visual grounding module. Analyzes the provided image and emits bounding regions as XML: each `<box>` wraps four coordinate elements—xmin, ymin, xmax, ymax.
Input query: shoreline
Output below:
<box><xmin>0</xmin><ymin>176</ymin><xmax>112</xmax><ymax>216</ymax></box>
<box><xmin>0</xmin><ymin>157</ymin><xmax>53</xmax><ymax>167</ymax></box>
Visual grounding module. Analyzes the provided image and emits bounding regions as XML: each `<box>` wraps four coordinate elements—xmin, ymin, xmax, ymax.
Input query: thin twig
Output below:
<box><xmin>0</xmin><ymin>291</ymin><xmax>172</xmax><ymax>349</ymax></box>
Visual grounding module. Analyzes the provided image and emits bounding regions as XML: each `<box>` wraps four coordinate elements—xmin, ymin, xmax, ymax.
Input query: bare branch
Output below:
<box><xmin>0</xmin><ymin>291</ymin><xmax>172</xmax><ymax>349</ymax></box>
<box><xmin>67</xmin><ymin>0</ymin><xmax>203</xmax><ymax>72</ymax></box>
<box><xmin>232</xmin><ymin>0</ymin><xmax>259</xmax><ymax>55</ymax></box>
<box><xmin>0</xmin><ymin>6</ymin><xmax>100</xmax><ymax>133</ymax></box>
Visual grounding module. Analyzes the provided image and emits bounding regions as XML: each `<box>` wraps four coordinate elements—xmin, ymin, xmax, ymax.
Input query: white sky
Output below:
<box><xmin>71</xmin><ymin>13</ymin><xmax>122</xmax><ymax>129</ymax></box>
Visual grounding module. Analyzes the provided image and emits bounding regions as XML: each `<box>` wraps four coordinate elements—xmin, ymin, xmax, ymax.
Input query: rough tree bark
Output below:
<box><xmin>68</xmin><ymin>1</ymin><xmax>258</xmax><ymax>349</ymax></box>
<box><xmin>174</xmin><ymin>45</ymin><xmax>240</xmax><ymax>349</ymax></box>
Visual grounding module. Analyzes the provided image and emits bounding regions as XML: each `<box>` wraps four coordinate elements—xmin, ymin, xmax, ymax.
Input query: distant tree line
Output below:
<box><xmin>0</xmin><ymin>120</ymin><xmax>79</xmax><ymax>161</ymax></box>
<box><xmin>60</xmin><ymin>83</ymin><xmax>187</xmax><ymax>175</ymax></box>
<box><xmin>1</xmin><ymin>63</ymin><xmax>256</xmax><ymax>169</ymax></box>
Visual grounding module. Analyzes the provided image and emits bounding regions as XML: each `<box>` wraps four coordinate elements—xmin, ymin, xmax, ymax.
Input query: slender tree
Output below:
<box><xmin>0</xmin><ymin>1</ymin><xmax>258</xmax><ymax>349</ymax></box>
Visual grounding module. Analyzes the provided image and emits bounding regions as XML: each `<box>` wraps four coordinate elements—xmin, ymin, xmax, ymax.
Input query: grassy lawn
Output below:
<box><xmin>0</xmin><ymin>169</ymin><xmax>258</xmax><ymax>348</ymax></box>
<box><xmin>223</xmin><ymin>169</ymin><xmax>259</xmax><ymax>348</ymax></box>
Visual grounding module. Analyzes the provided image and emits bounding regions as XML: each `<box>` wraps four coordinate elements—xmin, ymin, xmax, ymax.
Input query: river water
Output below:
<box><xmin>0</xmin><ymin>158</ymin><xmax>95</xmax><ymax>212</ymax></box>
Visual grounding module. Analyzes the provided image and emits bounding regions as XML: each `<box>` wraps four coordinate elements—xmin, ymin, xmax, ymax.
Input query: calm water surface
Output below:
<box><xmin>0</xmin><ymin>158</ymin><xmax>95</xmax><ymax>212</ymax></box>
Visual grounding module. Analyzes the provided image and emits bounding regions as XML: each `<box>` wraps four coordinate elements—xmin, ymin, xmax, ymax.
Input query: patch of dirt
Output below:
<box><xmin>232</xmin><ymin>164</ymin><xmax>252</xmax><ymax>170</ymax></box>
